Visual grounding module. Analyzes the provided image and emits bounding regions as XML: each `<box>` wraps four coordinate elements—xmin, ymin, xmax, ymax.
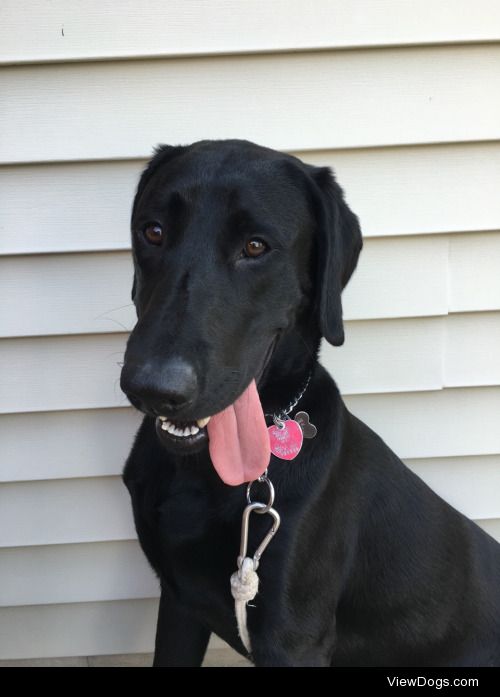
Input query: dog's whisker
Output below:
<box><xmin>94</xmin><ymin>303</ymin><xmax>135</xmax><ymax>321</ymax></box>
<box><xmin>95</xmin><ymin>316</ymin><xmax>133</xmax><ymax>332</ymax></box>
<box><xmin>106</xmin><ymin>351</ymin><xmax>126</xmax><ymax>366</ymax></box>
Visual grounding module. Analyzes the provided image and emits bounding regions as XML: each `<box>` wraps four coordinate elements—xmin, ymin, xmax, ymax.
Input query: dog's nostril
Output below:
<box><xmin>156</xmin><ymin>392</ymin><xmax>192</xmax><ymax>414</ymax></box>
<box><xmin>121</xmin><ymin>358</ymin><xmax>199</xmax><ymax>414</ymax></box>
<box><xmin>160</xmin><ymin>393</ymin><xmax>190</xmax><ymax>410</ymax></box>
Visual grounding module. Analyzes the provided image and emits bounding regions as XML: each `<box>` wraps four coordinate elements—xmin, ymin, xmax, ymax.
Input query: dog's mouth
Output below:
<box><xmin>154</xmin><ymin>379</ymin><xmax>269</xmax><ymax>486</ymax></box>
<box><xmin>155</xmin><ymin>414</ymin><xmax>210</xmax><ymax>453</ymax></box>
<box><xmin>154</xmin><ymin>337</ymin><xmax>279</xmax><ymax>483</ymax></box>
<box><xmin>154</xmin><ymin>335</ymin><xmax>278</xmax><ymax>456</ymax></box>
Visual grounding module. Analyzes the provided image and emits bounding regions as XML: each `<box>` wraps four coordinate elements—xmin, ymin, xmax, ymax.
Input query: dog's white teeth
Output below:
<box><xmin>197</xmin><ymin>417</ymin><xmax>211</xmax><ymax>428</ymax></box>
<box><xmin>160</xmin><ymin>418</ymin><xmax>202</xmax><ymax>437</ymax></box>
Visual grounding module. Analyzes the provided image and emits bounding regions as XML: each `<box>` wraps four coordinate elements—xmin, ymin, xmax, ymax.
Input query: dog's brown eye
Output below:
<box><xmin>243</xmin><ymin>239</ymin><xmax>268</xmax><ymax>258</ymax></box>
<box><xmin>143</xmin><ymin>223</ymin><xmax>163</xmax><ymax>246</ymax></box>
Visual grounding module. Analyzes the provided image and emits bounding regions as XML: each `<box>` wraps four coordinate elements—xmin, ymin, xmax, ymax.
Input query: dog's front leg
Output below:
<box><xmin>153</xmin><ymin>587</ymin><xmax>211</xmax><ymax>667</ymax></box>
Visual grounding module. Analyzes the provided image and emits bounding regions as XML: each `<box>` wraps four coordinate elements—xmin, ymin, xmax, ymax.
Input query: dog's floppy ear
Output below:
<box><xmin>131</xmin><ymin>144</ymin><xmax>187</xmax><ymax>304</ymax></box>
<box><xmin>306</xmin><ymin>165</ymin><xmax>362</xmax><ymax>346</ymax></box>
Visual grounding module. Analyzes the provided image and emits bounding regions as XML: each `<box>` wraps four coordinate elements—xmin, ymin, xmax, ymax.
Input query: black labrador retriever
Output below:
<box><xmin>120</xmin><ymin>139</ymin><xmax>500</xmax><ymax>667</ymax></box>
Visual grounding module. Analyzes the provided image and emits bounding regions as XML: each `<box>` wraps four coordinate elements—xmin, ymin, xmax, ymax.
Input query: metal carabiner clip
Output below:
<box><xmin>237</xmin><ymin>502</ymin><xmax>281</xmax><ymax>572</ymax></box>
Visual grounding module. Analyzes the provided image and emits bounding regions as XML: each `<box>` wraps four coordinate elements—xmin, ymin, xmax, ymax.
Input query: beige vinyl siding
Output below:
<box><xmin>0</xmin><ymin>408</ymin><xmax>141</xmax><ymax>482</ymax></box>
<box><xmin>2</xmin><ymin>313</ymin><xmax>500</xmax><ymax>414</ymax></box>
<box><xmin>3</xmin><ymin>45</ymin><xmax>500</xmax><ymax>165</ymax></box>
<box><xmin>3</xmin><ymin>231</ymin><xmax>500</xmax><ymax>338</ymax></box>
<box><xmin>2</xmin><ymin>449</ymin><xmax>500</xmax><ymax>602</ymax></box>
<box><xmin>2</xmin><ymin>387</ymin><xmax>500</xmax><ymax>484</ymax></box>
<box><xmin>344</xmin><ymin>387</ymin><xmax>500</xmax><ymax>460</ymax></box>
<box><xmin>0</xmin><ymin>478</ymin><xmax>135</xmax><ymax>548</ymax></box>
<box><xmin>3</xmin><ymin>0</ymin><xmax>500</xmax><ymax>65</ymax></box>
<box><xmin>0</xmin><ymin>599</ymin><xmax>160</xmax><ymax>660</ymax></box>
<box><xmin>2</xmin><ymin>143</ymin><xmax>500</xmax><ymax>256</ymax></box>
<box><xmin>0</xmin><ymin>233</ymin><xmax>456</xmax><ymax>337</ymax></box>
<box><xmin>0</xmin><ymin>541</ymin><xmax>160</xmax><ymax>607</ymax></box>
<box><xmin>1</xmin><ymin>0</ymin><xmax>499</xmax><ymax>661</ymax></box>
<box><xmin>2</xmin><ymin>460</ymin><xmax>500</xmax><ymax>550</ymax></box>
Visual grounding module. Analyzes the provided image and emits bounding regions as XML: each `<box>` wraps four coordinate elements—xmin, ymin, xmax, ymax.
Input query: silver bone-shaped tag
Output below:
<box><xmin>294</xmin><ymin>411</ymin><xmax>317</xmax><ymax>439</ymax></box>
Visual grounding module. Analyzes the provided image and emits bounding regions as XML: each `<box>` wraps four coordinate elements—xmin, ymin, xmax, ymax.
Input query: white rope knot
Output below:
<box><xmin>230</xmin><ymin>556</ymin><xmax>259</xmax><ymax>654</ymax></box>
<box><xmin>230</xmin><ymin>501</ymin><xmax>280</xmax><ymax>655</ymax></box>
<box><xmin>231</xmin><ymin>556</ymin><xmax>259</xmax><ymax>603</ymax></box>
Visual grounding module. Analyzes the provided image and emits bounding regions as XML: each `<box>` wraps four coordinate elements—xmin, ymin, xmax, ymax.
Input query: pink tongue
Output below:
<box><xmin>207</xmin><ymin>379</ymin><xmax>270</xmax><ymax>486</ymax></box>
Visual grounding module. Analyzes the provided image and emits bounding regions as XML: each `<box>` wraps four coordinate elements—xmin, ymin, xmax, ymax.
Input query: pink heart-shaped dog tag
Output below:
<box><xmin>268</xmin><ymin>419</ymin><xmax>304</xmax><ymax>460</ymax></box>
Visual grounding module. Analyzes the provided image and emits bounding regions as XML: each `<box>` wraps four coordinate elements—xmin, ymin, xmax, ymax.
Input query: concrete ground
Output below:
<box><xmin>0</xmin><ymin>640</ymin><xmax>251</xmax><ymax>667</ymax></box>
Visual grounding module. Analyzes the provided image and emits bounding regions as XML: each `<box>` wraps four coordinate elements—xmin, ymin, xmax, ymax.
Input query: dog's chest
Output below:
<box><xmin>154</xmin><ymin>483</ymin><xmax>246</xmax><ymax>628</ymax></box>
<box><xmin>154</xmin><ymin>480</ymin><xmax>292</xmax><ymax>648</ymax></box>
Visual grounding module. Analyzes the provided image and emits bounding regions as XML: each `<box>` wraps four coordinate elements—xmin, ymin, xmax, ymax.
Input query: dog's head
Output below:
<box><xmin>120</xmin><ymin>140</ymin><xmax>362</xmax><ymax>465</ymax></box>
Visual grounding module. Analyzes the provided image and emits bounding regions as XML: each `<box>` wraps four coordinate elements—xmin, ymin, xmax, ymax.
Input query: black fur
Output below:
<box><xmin>121</xmin><ymin>139</ymin><xmax>500</xmax><ymax>667</ymax></box>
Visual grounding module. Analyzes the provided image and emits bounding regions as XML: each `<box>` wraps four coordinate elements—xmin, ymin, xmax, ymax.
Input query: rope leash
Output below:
<box><xmin>230</xmin><ymin>478</ymin><xmax>280</xmax><ymax>654</ymax></box>
<box><xmin>230</xmin><ymin>373</ymin><xmax>314</xmax><ymax>655</ymax></box>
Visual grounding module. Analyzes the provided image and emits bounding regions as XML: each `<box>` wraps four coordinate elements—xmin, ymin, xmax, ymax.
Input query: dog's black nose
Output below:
<box><xmin>121</xmin><ymin>357</ymin><xmax>199</xmax><ymax>415</ymax></box>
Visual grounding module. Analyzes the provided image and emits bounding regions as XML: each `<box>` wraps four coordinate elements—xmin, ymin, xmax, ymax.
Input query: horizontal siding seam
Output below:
<box><xmin>3</xmin><ymin>229</ymin><xmax>500</xmax><ymax>259</ymax></box>
<box><xmin>2</xmin><ymin>516</ymin><xmax>498</xmax><ymax>550</ymax></box>
<box><xmin>0</xmin><ymin>596</ymin><xmax>157</xmax><ymax>611</ymax></box>
<box><xmin>4</xmin><ymin>306</ymin><xmax>500</xmax><ymax>341</ymax></box>
<box><xmin>3</xmin><ymin>382</ymin><xmax>500</xmax><ymax>417</ymax></box>
<box><xmin>1</xmin><ymin>137</ymin><xmax>500</xmax><ymax>169</ymax></box>
<box><xmin>3</xmin><ymin>36</ymin><xmax>500</xmax><ymax>67</ymax></box>
<box><xmin>0</xmin><ymin>535</ymin><xmax>137</xmax><ymax>551</ymax></box>
<box><xmin>3</xmin><ymin>138</ymin><xmax>500</xmax><ymax>169</ymax></box>
<box><xmin>4</xmin><ymin>451</ymin><xmax>500</xmax><ymax>485</ymax></box>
